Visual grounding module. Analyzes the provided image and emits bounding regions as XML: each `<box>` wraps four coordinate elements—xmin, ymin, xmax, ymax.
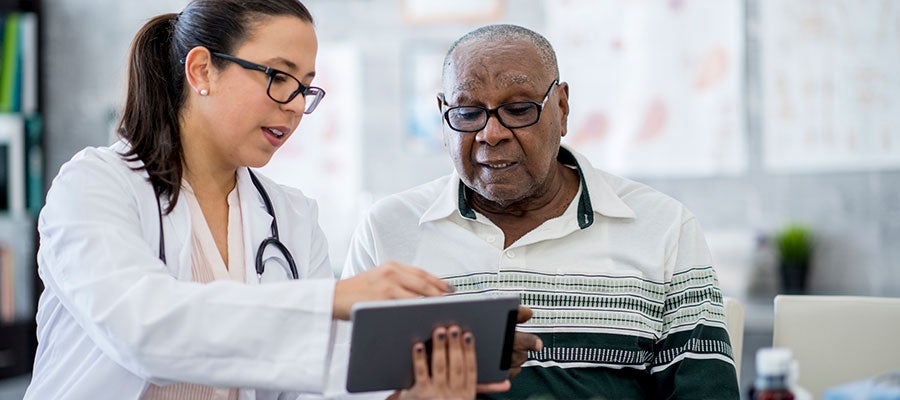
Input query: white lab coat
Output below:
<box><xmin>25</xmin><ymin>141</ymin><xmax>338</xmax><ymax>400</ymax></box>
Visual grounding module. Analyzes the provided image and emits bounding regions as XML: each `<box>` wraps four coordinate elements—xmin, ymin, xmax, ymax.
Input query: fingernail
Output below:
<box><xmin>465</xmin><ymin>335</ymin><xmax>473</xmax><ymax>344</ymax></box>
<box><xmin>415</xmin><ymin>344</ymin><xmax>424</xmax><ymax>353</ymax></box>
<box><xmin>437</xmin><ymin>332</ymin><xmax>446</xmax><ymax>341</ymax></box>
<box><xmin>451</xmin><ymin>330</ymin><xmax>459</xmax><ymax>339</ymax></box>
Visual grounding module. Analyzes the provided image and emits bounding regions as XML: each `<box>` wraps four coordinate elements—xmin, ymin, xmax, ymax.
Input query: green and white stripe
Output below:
<box><xmin>444</xmin><ymin>266</ymin><xmax>732</xmax><ymax>369</ymax></box>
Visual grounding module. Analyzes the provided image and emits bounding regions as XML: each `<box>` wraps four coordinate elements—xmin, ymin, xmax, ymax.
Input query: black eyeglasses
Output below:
<box><xmin>211</xmin><ymin>52</ymin><xmax>325</xmax><ymax>114</ymax></box>
<box><xmin>441</xmin><ymin>79</ymin><xmax>559</xmax><ymax>133</ymax></box>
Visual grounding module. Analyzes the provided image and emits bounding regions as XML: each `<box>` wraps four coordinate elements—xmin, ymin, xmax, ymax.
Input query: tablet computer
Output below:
<box><xmin>346</xmin><ymin>292</ymin><xmax>520</xmax><ymax>393</ymax></box>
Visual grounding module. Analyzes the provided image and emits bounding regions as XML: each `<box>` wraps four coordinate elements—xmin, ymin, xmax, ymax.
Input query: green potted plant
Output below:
<box><xmin>774</xmin><ymin>224</ymin><xmax>813</xmax><ymax>294</ymax></box>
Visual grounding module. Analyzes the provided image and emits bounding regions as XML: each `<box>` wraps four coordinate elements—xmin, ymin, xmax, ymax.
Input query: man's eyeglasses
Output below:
<box><xmin>211</xmin><ymin>52</ymin><xmax>325</xmax><ymax>114</ymax></box>
<box><xmin>441</xmin><ymin>79</ymin><xmax>559</xmax><ymax>133</ymax></box>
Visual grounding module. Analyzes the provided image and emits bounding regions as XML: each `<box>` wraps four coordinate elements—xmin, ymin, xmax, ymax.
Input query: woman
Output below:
<box><xmin>25</xmin><ymin>1</ymin><xmax>478</xmax><ymax>399</ymax></box>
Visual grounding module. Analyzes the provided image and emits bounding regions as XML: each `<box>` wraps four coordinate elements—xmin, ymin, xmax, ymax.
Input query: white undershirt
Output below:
<box><xmin>142</xmin><ymin>181</ymin><xmax>244</xmax><ymax>400</ymax></box>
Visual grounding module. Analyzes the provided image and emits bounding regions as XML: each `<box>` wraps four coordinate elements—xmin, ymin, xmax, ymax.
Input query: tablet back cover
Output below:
<box><xmin>346</xmin><ymin>293</ymin><xmax>520</xmax><ymax>393</ymax></box>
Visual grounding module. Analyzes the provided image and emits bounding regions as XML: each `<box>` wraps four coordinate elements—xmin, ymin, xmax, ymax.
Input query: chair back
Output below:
<box><xmin>723</xmin><ymin>296</ymin><xmax>744</xmax><ymax>379</ymax></box>
<box><xmin>773</xmin><ymin>295</ymin><xmax>900</xmax><ymax>398</ymax></box>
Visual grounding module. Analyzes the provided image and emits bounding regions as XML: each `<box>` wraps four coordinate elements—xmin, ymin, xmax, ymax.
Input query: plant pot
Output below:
<box><xmin>779</xmin><ymin>260</ymin><xmax>809</xmax><ymax>294</ymax></box>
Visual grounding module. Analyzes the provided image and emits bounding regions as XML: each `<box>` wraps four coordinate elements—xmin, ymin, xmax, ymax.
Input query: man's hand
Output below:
<box><xmin>476</xmin><ymin>306</ymin><xmax>543</xmax><ymax>393</ymax></box>
<box><xmin>509</xmin><ymin>306</ymin><xmax>542</xmax><ymax>379</ymax></box>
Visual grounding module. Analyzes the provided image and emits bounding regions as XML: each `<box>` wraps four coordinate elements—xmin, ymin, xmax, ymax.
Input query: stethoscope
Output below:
<box><xmin>154</xmin><ymin>169</ymin><xmax>299</xmax><ymax>280</ymax></box>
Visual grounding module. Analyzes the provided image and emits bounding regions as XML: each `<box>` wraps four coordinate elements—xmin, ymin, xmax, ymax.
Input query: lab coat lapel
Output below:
<box><xmin>237</xmin><ymin>168</ymin><xmax>274</xmax><ymax>285</ymax></box>
<box><xmin>116</xmin><ymin>140</ymin><xmax>193</xmax><ymax>281</ymax></box>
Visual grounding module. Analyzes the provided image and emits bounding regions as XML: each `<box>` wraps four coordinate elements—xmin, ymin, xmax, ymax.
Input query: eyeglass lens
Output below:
<box><xmin>267</xmin><ymin>72</ymin><xmax>324</xmax><ymax>114</ymax></box>
<box><xmin>443</xmin><ymin>79</ymin><xmax>558</xmax><ymax>132</ymax></box>
<box><xmin>447</xmin><ymin>102</ymin><xmax>540</xmax><ymax>132</ymax></box>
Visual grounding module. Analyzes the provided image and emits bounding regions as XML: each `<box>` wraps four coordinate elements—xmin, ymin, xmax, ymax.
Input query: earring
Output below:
<box><xmin>199</xmin><ymin>89</ymin><xmax>209</xmax><ymax>96</ymax></box>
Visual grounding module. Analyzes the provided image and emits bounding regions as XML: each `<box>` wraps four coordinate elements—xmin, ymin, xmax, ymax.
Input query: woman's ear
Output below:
<box><xmin>184</xmin><ymin>46</ymin><xmax>213</xmax><ymax>97</ymax></box>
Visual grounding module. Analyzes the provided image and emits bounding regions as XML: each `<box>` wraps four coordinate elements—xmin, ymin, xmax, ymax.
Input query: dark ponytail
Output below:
<box><xmin>117</xmin><ymin>0</ymin><xmax>314</xmax><ymax>213</ymax></box>
<box><xmin>119</xmin><ymin>13</ymin><xmax>182</xmax><ymax>212</ymax></box>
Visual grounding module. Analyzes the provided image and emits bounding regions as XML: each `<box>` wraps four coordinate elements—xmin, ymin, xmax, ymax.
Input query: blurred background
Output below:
<box><xmin>0</xmin><ymin>0</ymin><xmax>898</xmax><ymax>397</ymax></box>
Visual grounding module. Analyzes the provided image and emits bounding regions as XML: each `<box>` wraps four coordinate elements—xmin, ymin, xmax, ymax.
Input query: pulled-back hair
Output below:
<box><xmin>118</xmin><ymin>0</ymin><xmax>313</xmax><ymax>213</ymax></box>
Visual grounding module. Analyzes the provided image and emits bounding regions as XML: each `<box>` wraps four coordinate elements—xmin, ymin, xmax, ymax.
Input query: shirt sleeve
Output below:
<box><xmin>287</xmin><ymin>188</ymin><xmax>335</xmax><ymax>281</ymax></box>
<box><xmin>340</xmin><ymin>212</ymin><xmax>380</xmax><ymax>279</ymax></box>
<box><xmin>38</xmin><ymin>151</ymin><xmax>336</xmax><ymax>392</ymax></box>
<box><xmin>650</xmin><ymin>214</ymin><xmax>740</xmax><ymax>399</ymax></box>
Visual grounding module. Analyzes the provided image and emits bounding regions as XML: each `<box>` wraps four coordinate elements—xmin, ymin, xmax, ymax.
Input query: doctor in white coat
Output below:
<box><xmin>25</xmin><ymin>1</ymin><xmax>480</xmax><ymax>399</ymax></box>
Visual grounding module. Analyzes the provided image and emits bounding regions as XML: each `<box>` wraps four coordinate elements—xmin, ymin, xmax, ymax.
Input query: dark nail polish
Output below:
<box><xmin>451</xmin><ymin>330</ymin><xmax>459</xmax><ymax>339</ymax></box>
<box><xmin>437</xmin><ymin>332</ymin><xmax>446</xmax><ymax>341</ymax></box>
<box><xmin>465</xmin><ymin>335</ymin><xmax>472</xmax><ymax>344</ymax></box>
<box><xmin>416</xmin><ymin>345</ymin><xmax>424</xmax><ymax>353</ymax></box>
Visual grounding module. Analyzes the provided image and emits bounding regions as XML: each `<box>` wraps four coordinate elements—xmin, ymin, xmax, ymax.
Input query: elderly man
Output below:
<box><xmin>343</xmin><ymin>24</ymin><xmax>739</xmax><ymax>399</ymax></box>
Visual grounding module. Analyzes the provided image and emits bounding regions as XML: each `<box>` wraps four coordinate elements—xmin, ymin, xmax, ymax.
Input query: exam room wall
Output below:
<box><xmin>40</xmin><ymin>0</ymin><xmax>900</xmax><ymax>297</ymax></box>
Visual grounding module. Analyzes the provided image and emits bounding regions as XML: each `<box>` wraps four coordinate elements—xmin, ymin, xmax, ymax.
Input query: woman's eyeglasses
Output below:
<box><xmin>211</xmin><ymin>52</ymin><xmax>325</xmax><ymax>114</ymax></box>
<box><xmin>440</xmin><ymin>79</ymin><xmax>559</xmax><ymax>133</ymax></box>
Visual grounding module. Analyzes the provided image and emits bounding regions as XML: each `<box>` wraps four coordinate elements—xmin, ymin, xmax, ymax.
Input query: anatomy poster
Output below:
<box><xmin>546</xmin><ymin>0</ymin><xmax>746</xmax><ymax>177</ymax></box>
<box><xmin>760</xmin><ymin>0</ymin><xmax>900</xmax><ymax>172</ymax></box>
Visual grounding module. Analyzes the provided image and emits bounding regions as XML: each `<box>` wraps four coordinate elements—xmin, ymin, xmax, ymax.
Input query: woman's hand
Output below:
<box><xmin>390</xmin><ymin>325</ymin><xmax>477</xmax><ymax>400</ymax></box>
<box><xmin>332</xmin><ymin>261</ymin><xmax>453</xmax><ymax>320</ymax></box>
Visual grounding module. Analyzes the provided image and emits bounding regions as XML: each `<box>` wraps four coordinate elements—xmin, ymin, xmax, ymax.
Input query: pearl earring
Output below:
<box><xmin>199</xmin><ymin>89</ymin><xmax>209</xmax><ymax>96</ymax></box>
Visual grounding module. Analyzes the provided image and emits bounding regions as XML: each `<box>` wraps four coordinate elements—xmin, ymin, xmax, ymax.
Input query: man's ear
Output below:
<box><xmin>556</xmin><ymin>82</ymin><xmax>570</xmax><ymax>137</ymax></box>
<box><xmin>184</xmin><ymin>46</ymin><xmax>213</xmax><ymax>96</ymax></box>
<box><xmin>436</xmin><ymin>93</ymin><xmax>444</xmax><ymax>113</ymax></box>
<box><xmin>437</xmin><ymin>93</ymin><xmax>450</xmax><ymax>148</ymax></box>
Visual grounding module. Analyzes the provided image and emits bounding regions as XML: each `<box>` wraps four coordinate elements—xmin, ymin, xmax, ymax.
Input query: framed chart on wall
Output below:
<box><xmin>0</xmin><ymin>115</ymin><xmax>24</xmax><ymax>214</ymax></box>
<box><xmin>401</xmin><ymin>0</ymin><xmax>504</xmax><ymax>25</ymax></box>
<box><xmin>760</xmin><ymin>0</ymin><xmax>900</xmax><ymax>173</ymax></box>
<box><xmin>546</xmin><ymin>0</ymin><xmax>746</xmax><ymax>178</ymax></box>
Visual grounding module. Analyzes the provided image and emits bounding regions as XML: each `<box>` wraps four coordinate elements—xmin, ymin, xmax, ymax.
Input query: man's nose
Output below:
<box><xmin>476</xmin><ymin>113</ymin><xmax>513</xmax><ymax>145</ymax></box>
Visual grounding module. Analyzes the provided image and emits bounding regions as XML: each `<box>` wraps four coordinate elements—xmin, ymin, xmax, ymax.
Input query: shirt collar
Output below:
<box><xmin>561</xmin><ymin>145</ymin><xmax>636</xmax><ymax>221</ymax></box>
<box><xmin>419</xmin><ymin>145</ymin><xmax>635</xmax><ymax>226</ymax></box>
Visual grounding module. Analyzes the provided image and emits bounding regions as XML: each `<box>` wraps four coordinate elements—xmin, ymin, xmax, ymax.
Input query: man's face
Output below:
<box><xmin>440</xmin><ymin>40</ymin><xmax>569</xmax><ymax>207</ymax></box>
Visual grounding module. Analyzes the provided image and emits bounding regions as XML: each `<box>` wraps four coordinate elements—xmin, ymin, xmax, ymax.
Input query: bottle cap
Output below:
<box><xmin>756</xmin><ymin>347</ymin><xmax>793</xmax><ymax>376</ymax></box>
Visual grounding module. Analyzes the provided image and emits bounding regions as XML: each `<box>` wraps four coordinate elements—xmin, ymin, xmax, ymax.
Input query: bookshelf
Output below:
<box><xmin>0</xmin><ymin>0</ymin><xmax>40</xmax><ymax>379</ymax></box>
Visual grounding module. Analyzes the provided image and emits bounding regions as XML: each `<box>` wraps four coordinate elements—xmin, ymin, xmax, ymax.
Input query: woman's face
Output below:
<box><xmin>189</xmin><ymin>15</ymin><xmax>318</xmax><ymax>171</ymax></box>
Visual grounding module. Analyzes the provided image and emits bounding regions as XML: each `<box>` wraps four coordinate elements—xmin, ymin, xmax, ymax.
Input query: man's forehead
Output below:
<box><xmin>445</xmin><ymin>41</ymin><xmax>547</xmax><ymax>91</ymax></box>
<box><xmin>450</xmin><ymin>74</ymin><xmax>534</xmax><ymax>93</ymax></box>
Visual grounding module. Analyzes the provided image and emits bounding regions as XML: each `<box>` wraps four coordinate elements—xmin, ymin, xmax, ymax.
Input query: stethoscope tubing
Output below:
<box><xmin>154</xmin><ymin>168</ymin><xmax>300</xmax><ymax>280</ymax></box>
<box><xmin>248</xmin><ymin>170</ymin><xmax>299</xmax><ymax>280</ymax></box>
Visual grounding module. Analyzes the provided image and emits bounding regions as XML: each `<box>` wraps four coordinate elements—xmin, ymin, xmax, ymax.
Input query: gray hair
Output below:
<box><xmin>442</xmin><ymin>24</ymin><xmax>559</xmax><ymax>82</ymax></box>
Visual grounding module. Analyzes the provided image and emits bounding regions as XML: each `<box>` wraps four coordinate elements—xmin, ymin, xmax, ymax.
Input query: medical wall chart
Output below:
<box><xmin>760</xmin><ymin>0</ymin><xmax>900</xmax><ymax>173</ymax></box>
<box><xmin>546</xmin><ymin>0</ymin><xmax>746</xmax><ymax>177</ymax></box>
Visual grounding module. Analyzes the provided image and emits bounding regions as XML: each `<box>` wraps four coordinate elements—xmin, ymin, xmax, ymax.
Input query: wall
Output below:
<box><xmin>41</xmin><ymin>0</ymin><xmax>899</xmax><ymax>296</ymax></box>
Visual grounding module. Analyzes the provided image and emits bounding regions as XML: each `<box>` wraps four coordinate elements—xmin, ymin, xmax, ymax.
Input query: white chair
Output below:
<box><xmin>773</xmin><ymin>295</ymin><xmax>900</xmax><ymax>399</ymax></box>
<box><xmin>723</xmin><ymin>296</ymin><xmax>745</xmax><ymax>379</ymax></box>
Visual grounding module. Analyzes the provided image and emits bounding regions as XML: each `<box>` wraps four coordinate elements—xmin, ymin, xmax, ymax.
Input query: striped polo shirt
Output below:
<box><xmin>343</xmin><ymin>146</ymin><xmax>739</xmax><ymax>399</ymax></box>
